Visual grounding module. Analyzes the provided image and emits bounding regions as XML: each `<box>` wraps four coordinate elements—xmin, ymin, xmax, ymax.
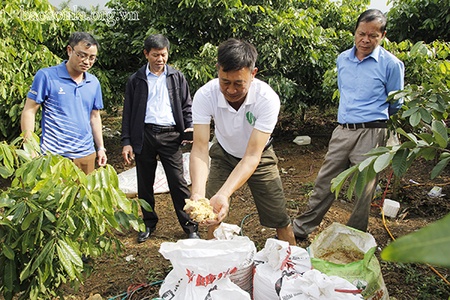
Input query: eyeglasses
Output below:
<box><xmin>71</xmin><ymin>47</ymin><xmax>98</xmax><ymax>63</ymax></box>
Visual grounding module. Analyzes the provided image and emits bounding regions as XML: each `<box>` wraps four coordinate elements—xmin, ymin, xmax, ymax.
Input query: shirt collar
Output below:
<box><xmin>57</xmin><ymin>60</ymin><xmax>92</xmax><ymax>82</ymax></box>
<box><xmin>350</xmin><ymin>45</ymin><xmax>381</xmax><ymax>62</ymax></box>
<box><xmin>146</xmin><ymin>63</ymin><xmax>167</xmax><ymax>77</ymax></box>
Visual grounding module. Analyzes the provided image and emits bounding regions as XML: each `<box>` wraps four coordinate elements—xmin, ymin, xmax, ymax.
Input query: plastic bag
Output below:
<box><xmin>280</xmin><ymin>269</ymin><xmax>363</xmax><ymax>300</ymax></box>
<box><xmin>309</xmin><ymin>223</ymin><xmax>389</xmax><ymax>300</ymax></box>
<box><xmin>158</xmin><ymin>237</ymin><xmax>255</xmax><ymax>299</ymax></box>
<box><xmin>253</xmin><ymin>238</ymin><xmax>312</xmax><ymax>300</ymax></box>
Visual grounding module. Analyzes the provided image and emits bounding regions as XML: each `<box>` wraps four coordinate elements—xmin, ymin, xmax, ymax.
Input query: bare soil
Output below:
<box><xmin>61</xmin><ymin>114</ymin><xmax>450</xmax><ymax>300</ymax></box>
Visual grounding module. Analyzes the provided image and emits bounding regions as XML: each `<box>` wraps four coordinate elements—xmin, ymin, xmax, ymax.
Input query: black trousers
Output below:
<box><xmin>135</xmin><ymin>126</ymin><xmax>195</xmax><ymax>234</ymax></box>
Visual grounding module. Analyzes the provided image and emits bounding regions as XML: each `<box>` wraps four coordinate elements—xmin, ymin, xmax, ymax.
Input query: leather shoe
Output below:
<box><xmin>137</xmin><ymin>227</ymin><xmax>156</xmax><ymax>243</ymax></box>
<box><xmin>187</xmin><ymin>231</ymin><xmax>201</xmax><ymax>239</ymax></box>
<box><xmin>81</xmin><ymin>254</ymin><xmax>93</xmax><ymax>264</ymax></box>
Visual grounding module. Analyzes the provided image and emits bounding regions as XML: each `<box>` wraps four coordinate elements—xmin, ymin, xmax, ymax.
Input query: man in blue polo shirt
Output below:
<box><xmin>21</xmin><ymin>32</ymin><xmax>107</xmax><ymax>174</ymax></box>
<box><xmin>293</xmin><ymin>9</ymin><xmax>404</xmax><ymax>241</ymax></box>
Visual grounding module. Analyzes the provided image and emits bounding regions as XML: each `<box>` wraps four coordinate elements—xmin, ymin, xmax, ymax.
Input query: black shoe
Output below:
<box><xmin>188</xmin><ymin>231</ymin><xmax>201</xmax><ymax>239</ymax></box>
<box><xmin>81</xmin><ymin>254</ymin><xmax>93</xmax><ymax>264</ymax></box>
<box><xmin>137</xmin><ymin>227</ymin><xmax>156</xmax><ymax>243</ymax></box>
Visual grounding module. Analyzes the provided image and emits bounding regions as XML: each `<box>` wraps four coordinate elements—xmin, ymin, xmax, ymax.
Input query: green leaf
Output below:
<box><xmin>56</xmin><ymin>240</ymin><xmax>80</xmax><ymax>280</ymax></box>
<box><xmin>64</xmin><ymin>215</ymin><xmax>77</xmax><ymax>234</ymax></box>
<box><xmin>105</xmin><ymin>211</ymin><xmax>120</xmax><ymax>228</ymax></box>
<box><xmin>19</xmin><ymin>258</ymin><xmax>33</xmax><ymax>282</ymax></box>
<box><xmin>396</xmin><ymin>128</ymin><xmax>418</xmax><ymax>144</ymax></box>
<box><xmin>0</xmin><ymin>197</ymin><xmax>15</xmax><ymax>208</ymax></box>
<box><xmin>115</xmin><ymin>211</ymin><xmax>130</xmax><ymax>228</ymax></box>
<box><xmin>401</xmin><ymin>106</ymin><xmax>418</xmax><ymax>118</ymax></box>
<box><xmin>114</xmin><ymin>188</ymin><xmax>132</xmax><ymax>213</ymax></box>
<box><xmin>353</xmin><ymin>167</ymin><xmax>366</xmax><ymax>198</ymax></box>
<box><xmin>392</xmin><ymin>149</ymin><xmax>409</xmax><ymax>177</ymax></box>
<box><xmin>430</xmin><ymin>157</ymin><xmax>450</xmax><ymax>179</ymax></box>
<box><xmin>410</xmin><ymin>41</ymin><xmax>426</xmax><ymax>55</ymax></box>
<box><xmin>43</xmin><ymin>209</ymin><xmax>56</xmax><ymax>223</ymax></box>
<box><xmin>431</xmin><ymin>120</ymin><xmax>448</xmax><ymax>148</ymax></box>
<box><xmin>416</xmin><ymin>133</ymin><xmax>433</xmax><ymax>144</ymax></box>
<box><xmin>0</xmin><ymin>165</ymin><xmax>14</xmax><ymax>178</ymax></box>
<box><xmin>381</xmin><ymin>213</ymin><xmax>450</xmax><ymax>267</ymax></box>
<box><xmin>128</xmin><ymin>218</ymin><xmax>141</xmax><ymax>231</ymax></box>
<box><xmin>418</xmin><ymin>107</ymin><xmax>432</xmax><ymax>124</ymax></box>
<box><xmin>33</xmin><ymin>211</ymin><xmax>44</xmax><ymax>245</ymax></box>
<box><xmin>399</xmin><ymin>140</ymin><xmax>420</xmax><ymax>150</ymax></box>
<box><xmin>330</xmin><ymin>165</ymin><xmax>358</xmax><ymax>196</ymax></box>
<box><xmin>2</xmin><ymin>244</ymin><xmax>15</xmax><ymax>260</ymax></box>
<box><xmin>409</xmin><ymin>111</ymin><xmax>421</xmax><ymax>127</ymax></box>
<box><xmin>365</xmin><ymin>146</ymin><xmax>390</xmax><ymax>156</ymax></box>
<box><xmin>137</xmin><ymin>198</ymin><xmax>153</xmax><ymax>212</ymax></box>
<box><xmin>357</xmin><ymin>155</ymin><xmax>376</xmax><ymax>173</ymax></box>
<box><xmin>440</xmin><ymin>152</ymin><xmax>450</xmax><ymax>159</ymax></box>
<box><xmin>21</xmin><ymin>210</ymin><xmax>41</xmax><ymax>231</ymax></box>
<box><xmin>0</xmin><ymin>144</ymin><xmax>15</xmax><ymax>171</ymax></box>
<box><xmin>4</xmin><ymin>259</ymin><xmax>16</xmax><ymax>297</ymax></box>
<box><xmin>32</xmin><ymin>177</ymin><xmax>55</xmax><ymax>201</ymax></box>
<box><xmin>30</xmin><ymin>240</ymin><xmax>55</xmax><ymax>277</ymax></box>
<box><xmin>373</xmin><ymin>152</ymin><xmax>394</xmax><ymax>173</ymax></box>
<box><xmin>417</xmin><ymin>147</ymin><xmax>437</xmax><ymax>161</ymax></box>
<box><xmin>22</xmin><ymin>158</ymin><xmax>43</xmax><ymax>185</ymax></box>
<box><xmin>57</xmin><ymin>186</ymin><xmax>79</xmax><ymax>213</ymax></box>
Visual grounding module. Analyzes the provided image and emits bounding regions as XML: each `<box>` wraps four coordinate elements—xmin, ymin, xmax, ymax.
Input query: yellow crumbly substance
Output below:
<box><xmin>184</xmin><ymin>198</ymin><xmax>217</xmax><ymax>222</ymax></box>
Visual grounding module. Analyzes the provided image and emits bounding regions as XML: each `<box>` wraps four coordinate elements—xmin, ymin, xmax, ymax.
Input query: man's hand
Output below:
<box><xmin>205</xmin><ymin>194</ymin><xmax>229</xmax><ymax>225</ymax></box>
<box><xmin>122</xmin><ymin>145</ymin><xmax>135</xmax><ymax>165</ymax></box>
<box><xmin>97</xmin><ymin>149</ymin><xmax>107</xmax><ymax>167</ymax></box>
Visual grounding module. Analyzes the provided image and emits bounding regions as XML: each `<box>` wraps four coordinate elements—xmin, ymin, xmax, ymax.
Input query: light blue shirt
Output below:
<box><xmin>337</xmin><ymin>46</ymin><xmax>404</xmax><ymax>124</ymax></box>
<box><xmin>27</xmin><ymin>61</ymin><xmax>103</xmax><ymax>159</ymax></box>
<box><xmin>144</xmin><ymin>64</ymin><xmax>175</xmax><ymax>126</ymax></box>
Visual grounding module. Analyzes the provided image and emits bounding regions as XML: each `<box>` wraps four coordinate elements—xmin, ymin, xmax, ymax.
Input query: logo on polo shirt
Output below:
<box><xmin>246</xmin><ymin>111</ymin><xmax>256</xmax><ymax>126</ymax></box>
<box><xmin>58</xmin><ymin>87</ymin><xmax>65</xmax><ymax>95</ymax></box>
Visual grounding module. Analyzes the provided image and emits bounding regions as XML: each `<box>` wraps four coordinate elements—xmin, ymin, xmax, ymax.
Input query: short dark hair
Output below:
<box><xmin>355</xmin><ymin>9</ymin><xmax>387</xmax><ymax>33</ymax></box>
<box><xmin>144</xmin><ymin>34</ymin><xmax>170</xmax><ymax>52</ymax></box>
<box><xmin>217</xmin><ymin>38</ymin><xmax>258</xmax><ymax>72</ymax></box>
<box><xmin>68</xmin><ymin>32</ymin><xmax>99</xmax><ymax>50</ymax></box>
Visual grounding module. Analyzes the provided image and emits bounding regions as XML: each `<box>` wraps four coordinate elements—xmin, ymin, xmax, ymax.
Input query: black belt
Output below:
<box><xmin>145</xmin><ymin>124</ymin><xmax>176</xmax><ymax>133</ymax></box>
<box><xmin>339</xmin><ymin>121</ymin><xmax>387</xmax><ymax>130</ymax></box>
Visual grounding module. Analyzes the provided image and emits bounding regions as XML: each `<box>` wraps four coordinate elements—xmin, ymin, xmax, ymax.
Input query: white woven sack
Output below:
<box><xmin>158</xmin><ymin>238</ymin><xmax>255</xmax><ymax>300</ymax></box>
<box><xmin>253</xmin><ymin>238</ymin><xmax>311</xmax><ymax>300</ymax></box>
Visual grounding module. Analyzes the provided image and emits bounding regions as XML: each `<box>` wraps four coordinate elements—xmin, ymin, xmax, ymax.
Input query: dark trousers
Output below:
<box><xmin>135</xmin><ymin>127</ymin><xmax>195</xmax><ymax>234</ymax></box>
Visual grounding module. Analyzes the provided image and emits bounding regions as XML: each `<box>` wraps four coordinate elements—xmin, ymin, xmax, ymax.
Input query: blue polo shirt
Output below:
<box><xmin>337</xmin><ymin>46</ymin><xmax>404</xmax><ymax>124</ymax></box>
<box><xmin>27</xmin><ymin>61</ymin><xmax>103</xmax><ymax>159</ymax></box>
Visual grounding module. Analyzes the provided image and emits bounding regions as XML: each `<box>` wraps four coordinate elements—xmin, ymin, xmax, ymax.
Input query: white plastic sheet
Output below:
<box><xmin>118</xmin><ymin>152</ymin><xmax>191</xmax><ymax>196</ymax></box>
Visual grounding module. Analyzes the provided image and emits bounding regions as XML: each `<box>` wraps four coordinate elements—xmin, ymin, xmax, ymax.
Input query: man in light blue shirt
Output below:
<box><xmin>293</xmin><ymin>9</ymin><xmax>404</xmax><ymax>241</ymax></box>
<box><xmin>21</xmin><ymin>32</ymin><xmax>107</xmax><ymax>174</ymax></box>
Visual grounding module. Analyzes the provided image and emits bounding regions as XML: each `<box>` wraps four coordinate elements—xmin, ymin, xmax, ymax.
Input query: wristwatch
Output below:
<box><xmin>97</xmin><ymin>147</ymin><xmax>107</xmax><ymax>152</ymax></box>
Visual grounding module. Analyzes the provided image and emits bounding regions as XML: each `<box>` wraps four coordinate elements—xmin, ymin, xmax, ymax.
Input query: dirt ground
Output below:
<box><xmin>60</xmin><ymin>115</ymin><xmax>450</xmax><ymax>300</ymax></box>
